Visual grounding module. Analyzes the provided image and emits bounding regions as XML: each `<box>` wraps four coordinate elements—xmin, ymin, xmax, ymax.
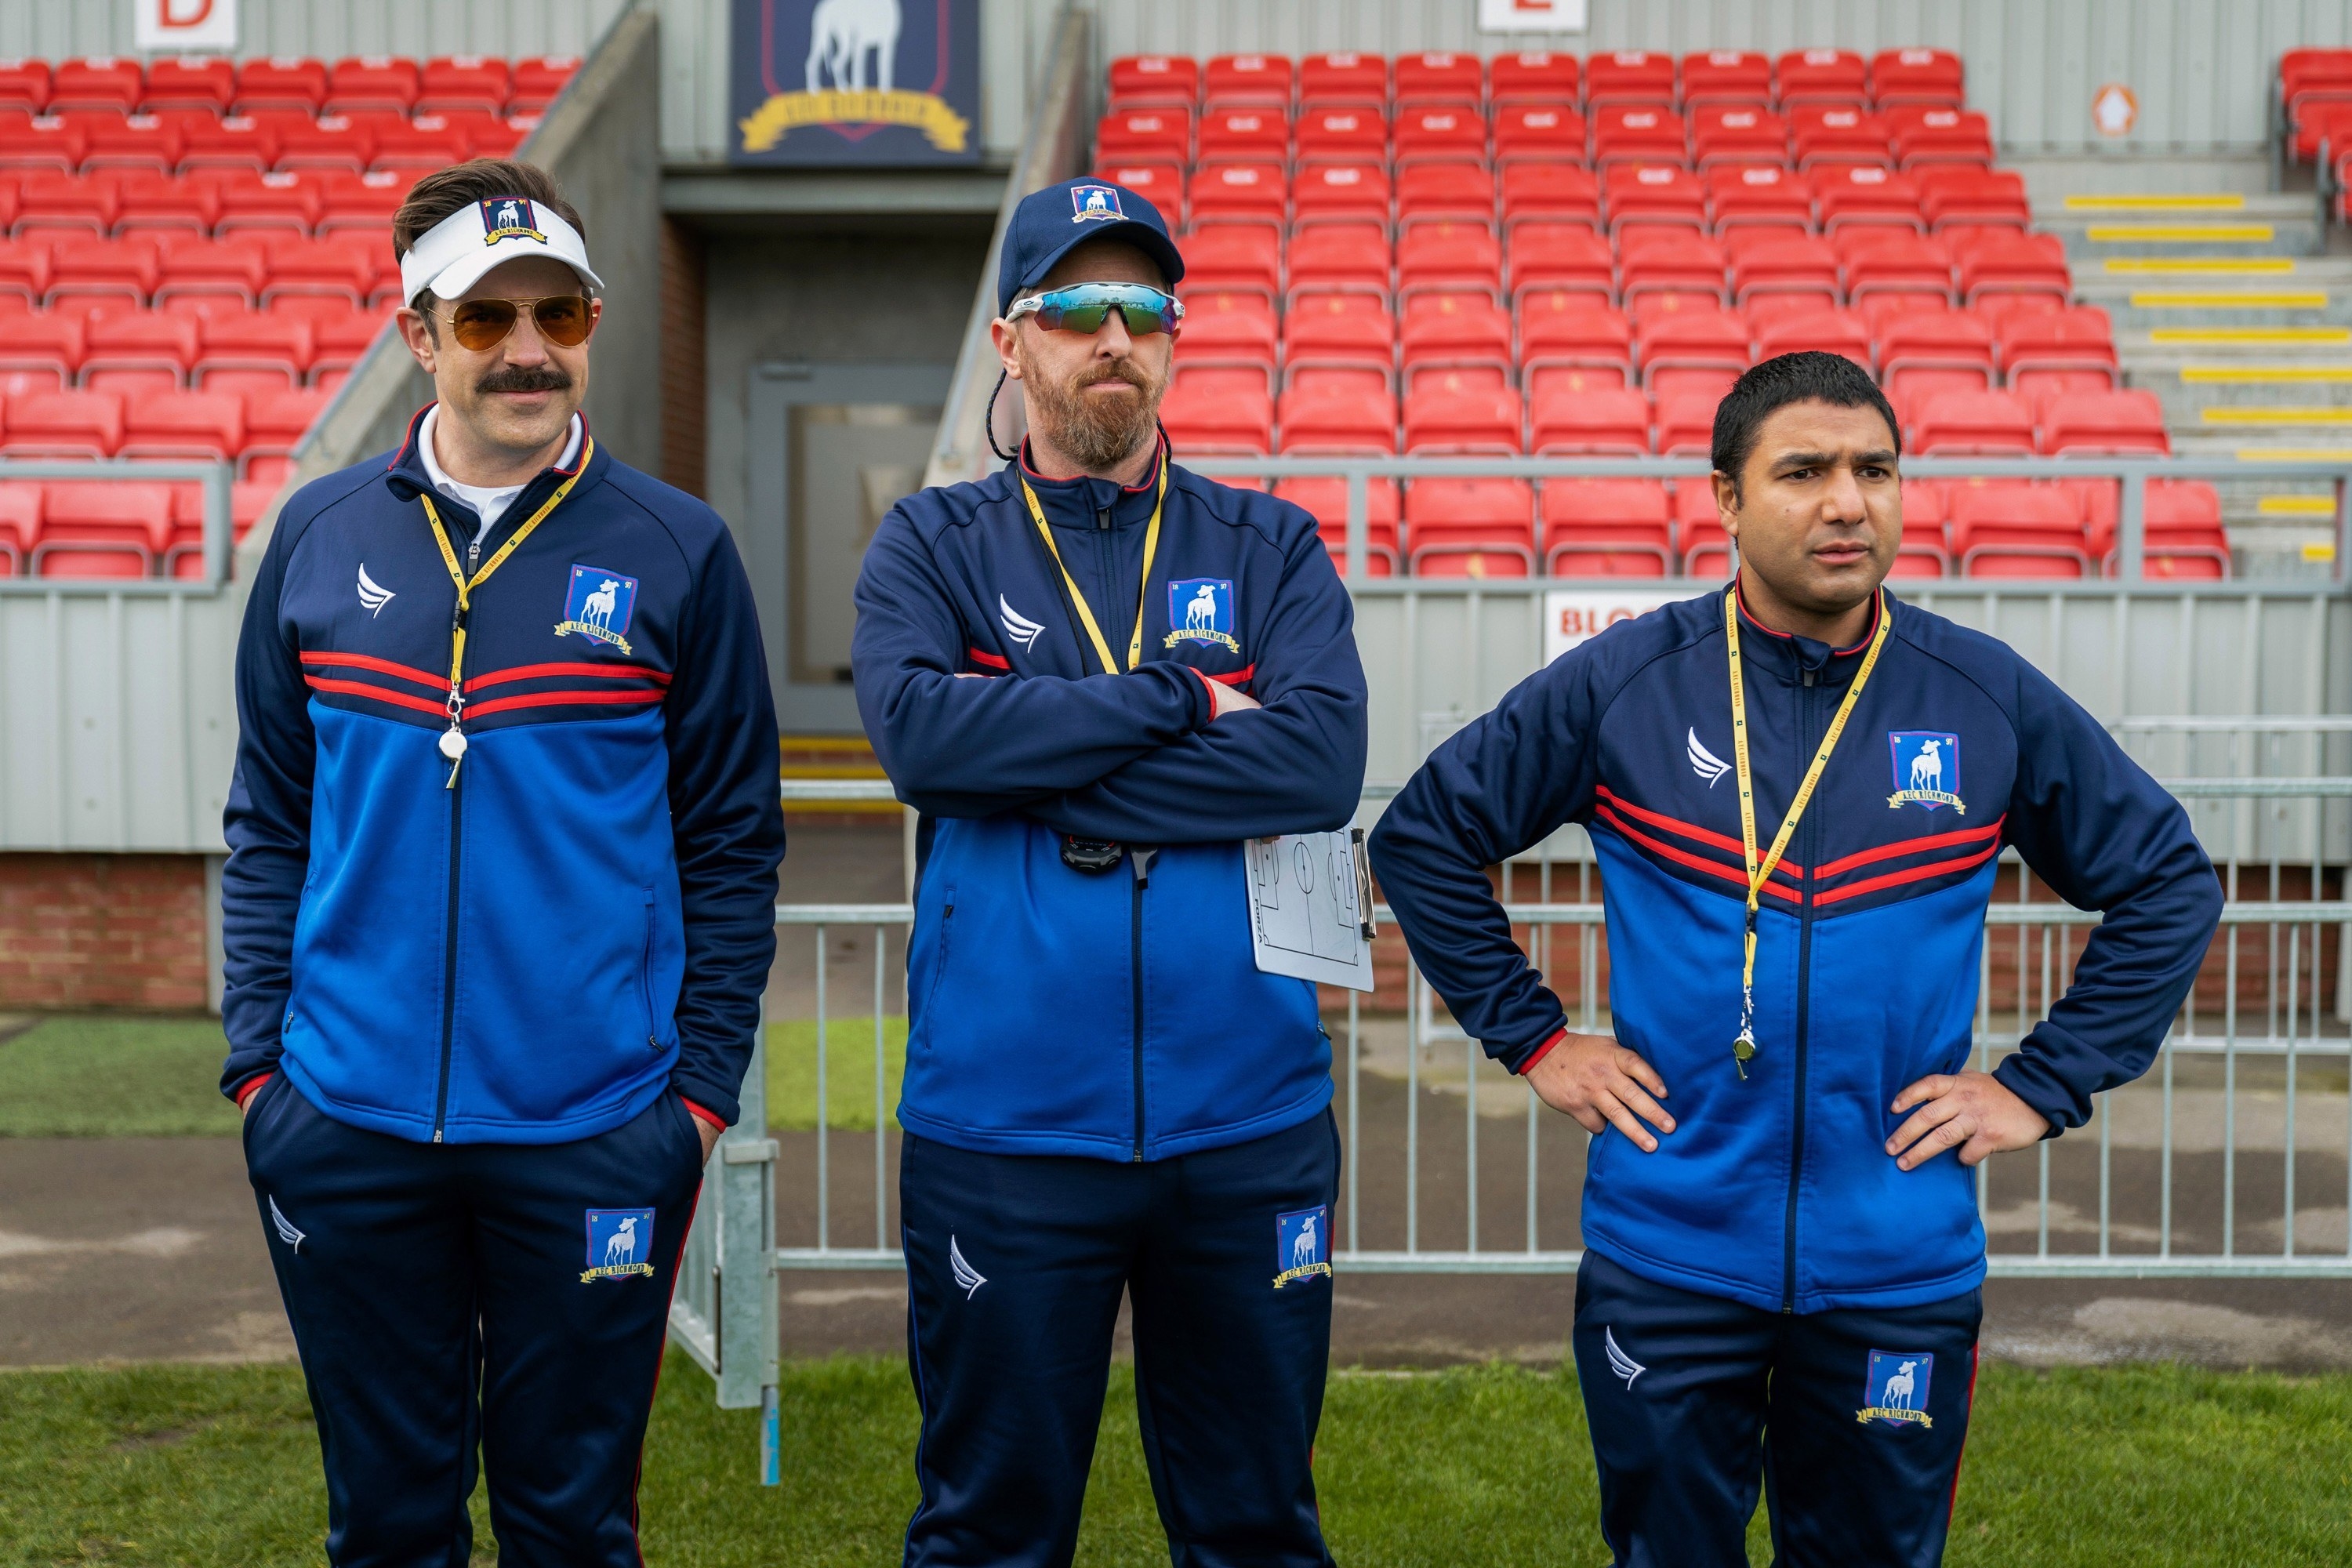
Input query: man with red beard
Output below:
<box><xmin>851</xmin><ymin>179</ymin><xmax>1367</xmax><ymax>1566</ymax></box>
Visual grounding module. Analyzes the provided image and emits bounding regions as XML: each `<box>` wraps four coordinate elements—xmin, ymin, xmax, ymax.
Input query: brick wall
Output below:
<box><xmin>0</xmin><ymin>853</ymin><xmax>209</xmax><ymax>1011</ymax></box>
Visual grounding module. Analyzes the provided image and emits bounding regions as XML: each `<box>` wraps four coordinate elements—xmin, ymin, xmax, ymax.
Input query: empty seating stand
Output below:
<box><xmin>0</xmin><ymin>53</ymin><xmax>566</xmax><ymax>576</ymax></box>
<box><xmin>1094</xmin><ymin>42</ymin><xmax>2165</xmax><ymax>579</ymax></box>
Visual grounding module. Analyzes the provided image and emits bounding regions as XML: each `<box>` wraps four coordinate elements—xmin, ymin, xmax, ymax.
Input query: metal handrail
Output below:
<box><xmin>0</xmin><ymin>456</ymin><xmax>234</xmax><ymax>593</ymax></box>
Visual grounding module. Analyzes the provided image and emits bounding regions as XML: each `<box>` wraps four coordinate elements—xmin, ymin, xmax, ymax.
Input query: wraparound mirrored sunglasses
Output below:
<box><xmin>1006</xmin><ymin>282</ymin><xmax>1184</xmax><ymax>336</ymax></box>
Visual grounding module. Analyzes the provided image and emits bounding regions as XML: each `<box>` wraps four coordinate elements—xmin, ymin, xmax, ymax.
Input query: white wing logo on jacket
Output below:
<box><xmin>1687</xmin><ymin>727</ymin><xmax>1731</xmax><ymax>786</ymax></box>
<box><xmin>356</xmin><ymin>564</ymin><xmax>395</xmax><ymax>618</ymax></box>
<box><xmin>999</xmin><ymin>595</ymin><xmax>1044</xmax><ymax>650</ymax></box>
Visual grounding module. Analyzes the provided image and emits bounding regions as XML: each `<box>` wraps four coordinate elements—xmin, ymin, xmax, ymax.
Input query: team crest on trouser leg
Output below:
<box><xmin>1272</xmin><ymin>1205</ymin><xmax>1331</xmax><ymax>1289</ymax></box>
<box><xmin>556</xmin><ymin>563</ymin><xmax>641</xmax><ymax>656</ymax></box>
<box><xmin>582</xmin><ymin>1207</ymin><xmax>657</xmax><ymax>1282</ymax></box>
<box><xmin>1856</xmin><ymin>1348</ymin><xmax>1934</xmax><ymax>1428</ymax></box>
<box><xmin>1886</xmin><ymin>731</ymin><xmax>1965</xmax><ymax>813</ymax></box>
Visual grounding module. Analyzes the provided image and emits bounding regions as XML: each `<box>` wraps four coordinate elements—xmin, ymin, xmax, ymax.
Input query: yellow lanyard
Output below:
<box><xmin>1725</xmin><ymin>583</ymin><xmax>1890</xmax><ymax>1079</ymax></box>
<box><xmin>416</xmin><ymin>434</ymin><xmax>593</xmax><ymax>786</ymax></box>
<box><xmin>1018</xmin><ymin>451</ymin><xmax>1168</xmax><ymax>674</ymax></box>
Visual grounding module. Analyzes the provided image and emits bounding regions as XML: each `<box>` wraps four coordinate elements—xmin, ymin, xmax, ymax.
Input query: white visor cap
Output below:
<box><xmin>397</xmin><ymin>194</ymin><xmax>604</xmax><ymax>305</ymax></box>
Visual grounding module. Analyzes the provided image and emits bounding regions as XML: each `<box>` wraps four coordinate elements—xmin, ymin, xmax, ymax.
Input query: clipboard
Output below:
<box><xmin>1243</xmin><ymin>823</ymin><xmax>1378</xmax><ymax>992</ymax></box>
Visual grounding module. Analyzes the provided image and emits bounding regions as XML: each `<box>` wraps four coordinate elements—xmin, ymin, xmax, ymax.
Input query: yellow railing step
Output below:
<box><xmin>2257</xmin><ymin>495</ymin><xmax>2340</xmax><ymax>515</ymax></box>
<box><xmin>2202</xmin><ymin>407</ymin><xmax>2352</xmax><ymax>425</ymax></box>
<box><xmin>2104</xmin><ymin>257</ymin><xmax>2296</xmax><ymax>274</ymax></box>
<box><xmin>2180</xmin><ymin>365</ymin><xmax>2352</xmax><ymax>383</ymax></box>
<box><xmin>2131</xmin><ymin>290</ymin><xmax>2328</xmax><ymax>308</ymax></box>
<box><xmin>2151</xmin><ymin>327</ymin><xmax>2351</xmax><ymax>344</ymax></box>
<box><xmin>2235</xmin><ymin>446</ymin><xmax>2352</xmax><ymax>459</ymax></box>
<box><xmin>779</xmin><ymin>735</ymin><xmax>878</xmax><ymax>753</ymax></box>
<box><xmin>2065</xmin><ymin>194</ymin><xmax>2247</xmax><ymax>211</ymax></box>
<box><xmin>2088</xmin><ymin>223</ymin><xmax>2276</xmax><ymax>242</ymax></box>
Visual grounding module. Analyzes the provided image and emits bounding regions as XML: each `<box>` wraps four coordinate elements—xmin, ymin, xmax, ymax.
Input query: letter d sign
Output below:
<box><xmin>132</xmin><ymin>0</ymin><xmax>239</xmax><ymax>53</ymax></box>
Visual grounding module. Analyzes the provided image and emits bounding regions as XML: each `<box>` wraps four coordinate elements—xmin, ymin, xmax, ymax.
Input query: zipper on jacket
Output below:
<box><xmin>1129</xmin><ymin>847</ymin><xmax>1157</xmax><ymax>1161</ymax></box>
<box><xmin>431</xmin><ymin>530</ymin><xmax>473</xmax><ymax>1143</ymax></box>
<box><xmin>1782</xmin><ymin>670</ymin><xmax>1821</xmax><ymax>1308</ymax></box>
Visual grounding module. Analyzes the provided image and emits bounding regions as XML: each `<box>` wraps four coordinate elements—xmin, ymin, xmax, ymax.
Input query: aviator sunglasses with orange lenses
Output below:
<box><xmin>432</xmin><ymin>294</ymin><xmax>597</xmax><ymax>352</ymax></box>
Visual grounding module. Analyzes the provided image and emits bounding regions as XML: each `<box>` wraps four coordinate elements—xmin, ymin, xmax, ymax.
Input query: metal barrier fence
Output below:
<box><xmin>0</xmin><ymin>456</ymin><xmax>236</xmax><ymax>592</ymax></box>
<box><xmin>672</xmin><ymin>774</ymin><xmax>2351</xmax><ymax>1449</ymax></box>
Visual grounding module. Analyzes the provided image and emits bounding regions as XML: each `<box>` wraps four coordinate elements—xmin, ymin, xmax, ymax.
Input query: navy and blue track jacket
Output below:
<box><xmin>852</xmin><ymin>443</ymin><xmax>1368</xmax><ymax>1162</ymax></box>
<box><xmin>1370</xmin><ymin>586</ymin><xmax>2220</xmax><ymax>1312</ymax></box>
<box><xmin>220</xmin><ymin>407</ymin><xmax>786</xmax><ymax>1145</ymax></box>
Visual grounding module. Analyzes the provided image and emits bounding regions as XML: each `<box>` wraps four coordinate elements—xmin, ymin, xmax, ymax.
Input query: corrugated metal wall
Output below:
<box><xmin>18</xmin><ymin>0</ymin><xmax>2350</xmax><ymax>164</ymax></box>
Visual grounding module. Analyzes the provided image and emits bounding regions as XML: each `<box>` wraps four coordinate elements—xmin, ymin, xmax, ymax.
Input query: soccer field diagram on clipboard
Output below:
<box><xmin>1243</xmin><ymin>826</ymin><xmax>1377</xmax><ymax>992</ymax></box>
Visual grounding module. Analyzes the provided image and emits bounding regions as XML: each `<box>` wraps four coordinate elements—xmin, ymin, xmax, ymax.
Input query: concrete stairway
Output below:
<box><xmin>2041</xmin><ymin>164</ymin><xmax>2347</xmax><ymax>579</ymax></box>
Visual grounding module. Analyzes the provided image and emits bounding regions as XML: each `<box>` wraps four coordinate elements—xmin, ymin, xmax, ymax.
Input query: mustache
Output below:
<box><xmin>476</xmin><ymin>365</ymin><xmax>574</xmax><ymax>395</ymax></box>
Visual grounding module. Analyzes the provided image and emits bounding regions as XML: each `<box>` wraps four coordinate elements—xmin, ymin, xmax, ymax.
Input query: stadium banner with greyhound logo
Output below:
<box><xmin>731</xmin><ymin>0</ymin><xmax>980</xmax><ymax>165</ymax></box>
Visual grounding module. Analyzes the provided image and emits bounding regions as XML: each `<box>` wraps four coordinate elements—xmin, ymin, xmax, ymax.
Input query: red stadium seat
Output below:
<box><xmin>1203</xmin><ymin>54</ymin><xmax>1293</xmax><ymax>111</ymax></box>
<box><xmin>1277</xmin><ymin>475</ymin><xmax>1403</xmax><ymax>577</ymax></box>
<box><xmin>1405</xmin><ymin>477</ymin><xmax>1536</xmax><ymax>576</ymax></box>
<box><xmin>507</xmin><ymin>56</ymin><xmax>579</xmax><ymax>114</ymax></box>
<box><xmin>1911</xmin><ymin>389</ymin><xmax>2034</xmax><ymax>454</ymax></box>
<box><xmin>1529</xmin><ymin>385</ymin><xmax>1651</xmax><ymax>455</ymax></box>
<box><xmin>0</xmin><ymin>60</ymin><xmax>52</xmax><ymax>114</ymax></box>
<box><xmin>1396</xmin><ymin>221</ymin><xmax>1501</xmax><ymax>301</ymax></box>
<box><xmin>1403</xmin><ymin>378</ymin><xmax>1521</xmax><ymax>455</ymax></box>
<box><xmin>2284</xmin><ymin>49</ymin><xmax>2352</xmax><ymax>163</ymax></box>
<box><xmin>318</xmin><ymin>169</ymin><xmax>414</xmax><ymax>235</ymax></box>
<box><xmin>5</xmin><ymin>387</ymin><xmax>124</xmax><ymax>457</ymax></box>
<box><xmin>419</xmin><ymin>56</ymin><xmax>512</xmax><ymax>117</ymax></box>
<box><xmin>0</xmin><ymin>117</ymin><xmax>85</xmax><ymax>174</ymax></box>
<box><xmin>122</xmin><ymin>387</ymin><xmax>243</xmax><ymax>459</ymax></box>
<box><xmin>1602</xmin><ymin>164</ymin><xmax>1707</xmax><ymax>242</ymax></box>
<box><xmin>1198</xmin><ymin>108</ymin><xmax>1290</xmax><ymax>166</ymax></box>
<box><xmin>1107</xmin><ymin>55</ymin><xmax>1199</xmax><ymax>111</ymax></box>
<box><xmin>1885</xmin><ymin>478</ymin><xmax>1951</xmax><ymax>579</ymax></box>
<box><xmin>1691</xmin><ymin>107</ymin><xmax>1788</xmax><ymax>169</ymax></box>
<box><xmin>1640</xmin><ymin>309</ymin><xmax>1748</xmax><ymax>401</ymax></box>
<box><xmin>1299</xmin><ymin>52</ymin><xmax>1386</xmax><ymax>111</ymax></box>
<box><xmin>1839</xmin><ymin>231</ymin><xmax>1953</xmax><ymax>308</ymax></box>
<box><xmin>234</xmin><ymin>57</ymin><xmax>328</xmax><ymax>114</ymax></box>
<box><xmin>12</xmin><ymin>171</ymin><xmax>114</xmax><ymax>235</ymax></box>
<box><xmin>1179</xmin><ymin>226</ymin><xmax>1280</xmax><ymax>303</ymax></box>
<box><xmin>0</xmin><ymin>479</ymin><xmax>35</xmax><ymax>574</ymax></box>
<box><xmin>1955</xmin><ymin>231</ymin><xmax>2071</xmax><ymax>309</ymax></box>
<box><xmin>1189</xmin><ymin>162</ymin><xmax>1285</xmax><ymax>230</ymax></box>
<box><xmin>37</xmin><ymin>479</ymin><xmax>173</xmax><ymax>577</ymax></box>
<box><xmin>1294</xmin><ymin>107</ymin><xmax>1387</xmax><ymax>166</ymax></box>
<box><xmin>180</xmin><ymin>114</ymin><xmax>280</xmax><ymax>174</ymax></box>
<box><xmin>1287</xmin><ymin>223</ymin><xmax>1390</xmax><ymax>306</ymax></box>
<box><xmin>310</xmin><ymin>307</ymin><xmax>391</xmax><ymax>386</ymax></box>
<box><xmin>325</xmin><ymin>56</ymin><xmax>420</xmax><ymax>115</ymax></box>
<box><xmin>1918</xmin><ymin>166</ymin><xmax>2030</xmax><ymax>233</ymax></box>
<box><xmin>0</xmin><ymin>312</ymin><xmax>83</xmax><ymax>389</ymax></box>
<box><xmin>112</xmin><ymin>169</ymin><xmax>222</xmax><ymax>235</ymax></box>
<box><xmin>1519</xmin><ymin>296</ymin><xmax>1635</xmax><ymax>388</ymax></box>
<box><xmin>1508</xmin><ymin>221</ymin><xmax>1613</xmax><ymax>305</ymax></box>
<box><xmin>0</xmin><ymin>238</ymin><xmax>48</xmax><ymax>308</ymax></box>
<box><xmin>1871</xmin><ymin>49</ymin><xmax>1965</xmax><ymax>111</ymax></box>
<box><xmin>195</xmin><ymin>310</ymin><xmax>313</xmax><ymax>394</ymax></box>
<box><xmin>2038</xmin><ymin>389</ymin><xmax>2169</xmax><ymax>456</ymax></box>
<box><xmin>1889</xmin><ymin>107</ymin><xmax>1994</xmax><ymax>169</ymax></box>
<box><xmin>1160</xmin><ymin>373</ymin><xmax>1273</xmax><ymax>455</ymax></box>
<box><xmin>1490</xmin><ymin>51</ymin><xmax>1580</xmax><ymax>107</ymax></box>
<box><xmin>1947</xmin><ymin>480</ymin><xmax>2089</xmax><ymax>576</ymax></box>
<box><xmin>1394</xmin><ymin>52</ymin><xmax>1482</xmax><ymax>109</ymax></box>
<box><xmin>1096</xmin><ymin>108</ymin><xmax>1192</xmax><ymax>164</ymax></box>
<box><xmin>1293</xmin><ymin>163</ymin><xmax>1390</xmax><ymax>227</ymax></box>
<box><xmin>1708</xmin><ymin>165</ymin><xmax>1815</xmax><ymax>235</ymax></box>
<box><xmin>372</xmin><ymin>117</ymin><xmax>473</xmax><ymax>172</ymax></box>
<box><xmin>1682</xmin><ymin>50</ymin><xmax>1773</xmax><ymax>111</ymax></box>
<box><xmin>1586</xmin><ymin>51</ymin><xmax>1675</xmax><ymax>113</ymax></box>
<box><xmin>1998</xmin><ymin>306</ymin><xmax>2118</xmax><ymax>392</ymax></box>
<box><xmin>263</xmin><ymin>233</ymin><xmax>378</xmax><ymax>310</ymax></box>
<box><xmin>51</xmin><ymin>57</ymin><xmax>143</xmax><ymax>114</ymax></box>
<box><xmin>1092</xmin><ymin>162</ymin><xmax>1184</xmax><ymax>222</ymax></box>
<box><xmin>82</xmin><ymin>114</ymin><xmax>182</xmax><ymax>176</ymax></box>
<box><xmin>1396</xmin><ymin>162</ymin><xmax>1495</xmax><ymax>227</ymax></box>
<box><xmin>1673</xmin><ymin>478</ymin><xmax>1730</xmax><ymax>575</ymax></box>
<box><xmin>1790</xmin><ymin>106</ymin><xmax>1891</xmax><ymax>171</ymax></box>
<box><xmin>1877</xmin><ymin>309</ymin><xmax>1994</xmax><ymax>396</ymax></box>
<box><xmin>241</xmin><ymin>383</ymin><xmax>332</xmax><ymax>464</ymax></box>
<box><xmin>1753</xmin><ymin>308</ymin><xmax>1874</xmax><ymax>372</ymax></box>
<box><xmin>155</xmin><ymin>233</ymin><xmax>271</xmax><ymax>313</ymax></box>
<box><xmin>1542</xmin><ymin>478</ymin><xmax>1674</xmax><ymax>575</ymax></box>
<box><xmin>273</xmin><ymin>114</ymin><xmax>376</xmax><ymax>175</ymax></box>
<box><xmin>1399</xmin><ymin>294</ymin><xmax>1512</xmax><ymax>390</ymax></box>
<box><xmin>82</xmin><ymin>310</ymin><xmax>198</xmax><ymax>394</ymax></box>
<box><xmin>1653</xmin><ymin>388</ymin><xmax>1727</xmax><ymax>456</ymax></box>
<box><xmin>1620</xmin><ymin>235</ymin><xmax>1728</xmax><ymax>313</ymax></box>
<box><xmin>1777</xmin><ymin>49</ymin><xmax>1869</xmax><ymax>110</ymax></box>
<box><xmin>1591</xmin><ymin>107</ymin><xmax>1686</xmax><ymax>170</ymax></box>
<box><xmin>1730</xmin><ymin>235</ymin><xmax>1841</xmax><ymax>318</ymax></box>
<box><xmin>1283</xmin><ymin>293</ymin><xmax>1393</xmax><ymax>389</ymax></box>
<box><xmin>46</xmin><ymin>233</ymin><xmax>159</xmax><ymax>309</ymax></box>
<box><xmin>1393</xmin><ymin>106</ymin><xmax>1486</xmax><ymax>168</ymax></box>
<box><xmin>1178</xmin><ymin>288</ymin><xmax>1278</xmax><ymax>363</ymax></box>
<box><xmin>1501</xmin><ymin>162</ymin><xmax>1600</xmax><ymax>230</ymax></box>
<box><xmin>1277</xmin><ymin>381</ymin><xmax>1396</xmax><ymax>453</ymax></box>
<box><xmin>2087</xmin><ymin>479</ymin><xmax>2230</xmax><ymax>579</ymax></box>
<box><xmin>1494</xmin><ymin>104</ymin><xmax>1587</xmax><ymax>163</ymax></box>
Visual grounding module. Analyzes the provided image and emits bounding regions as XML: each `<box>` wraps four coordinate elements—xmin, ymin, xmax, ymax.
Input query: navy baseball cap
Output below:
<box><xmin>996</xmin><ymin>177</ymin><xmax>1186</xmax><ymax>318</ymax></box>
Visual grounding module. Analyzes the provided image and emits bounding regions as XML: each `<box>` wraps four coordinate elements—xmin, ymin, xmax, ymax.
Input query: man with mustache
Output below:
<box><xmin>852</xmin><ymin>179</ymin><xmax>1367</xmax><ymax>1566</ymax></box>
<box><xmin>221</xmin><ymin>158</ymin><xmax>785</xmax><ymax>1564</ymax></box>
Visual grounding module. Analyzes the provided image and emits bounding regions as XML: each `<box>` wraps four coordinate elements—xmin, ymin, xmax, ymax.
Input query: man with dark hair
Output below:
<box><xmin>1370</xmin><ymin>352</ymin><xmax>2220</xmax><ymax>1566</ymax></box>
<box><xmin>853</xmin><ymin>178</ymin><xmax>1366</xmax><ymax>1565</ymax></box>
<box><xmin>221</xmin><ymin>158</ymin><xmax>786</xmax><ymax>1564</ymax></box>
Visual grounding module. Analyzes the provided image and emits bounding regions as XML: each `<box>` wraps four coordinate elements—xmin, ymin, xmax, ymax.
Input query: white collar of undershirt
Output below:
<box><xmin>419</xmin><ymin>406</ymin><xmax>584</xmax><ymax>544</ymax></box>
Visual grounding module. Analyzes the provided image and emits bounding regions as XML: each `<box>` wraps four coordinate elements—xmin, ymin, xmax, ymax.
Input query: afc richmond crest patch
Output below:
<box><xmin>1163</xmin><ymin>578</ymin><xmax>1240</xmax><ymax>653</ymax></box>
<box><xmin>555</xmin><ymin>563</ymin><xmax>639</xmax><ymax>655</ymax></box>
<box><xmin>1272</xmin><ymin>1205</ymin><xmax>1332</xmax><ymax>1290</ymax></box>
<box><xmin>1069</xmin><ymin>183</ymin><xmax>1126</xmax><ymax>223</ymax></box>
<box><xmin>481</xmin><ymin>195</ymin><xmax>547</xmax><ymax>245</ymax></box>
<box><xmin>582</xmin><ymin>1207</ymin><xmax>656</xmax><ymax>1283</ymax></box>
<box><xmin>1856</xmin><ymin>1348</ymin><xmax>1935</xmax><ymax>1429</ymax></box>
<box><xmin>1886</xmin><ymin>731</ymin><xmax>1965</xmax><ymax>813</ymax></box>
